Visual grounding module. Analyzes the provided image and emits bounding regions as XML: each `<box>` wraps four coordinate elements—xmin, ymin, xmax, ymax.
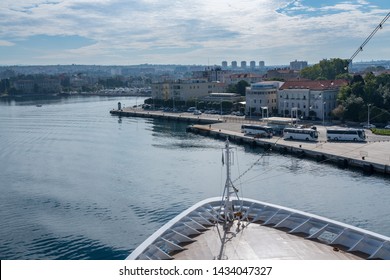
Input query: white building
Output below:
<box><xmin>245</xmin><ymin>82</ymin><xmax>283</xmax><ymax>117</ymax></box>
<box><xmin>278</xmin><ymin>80</ymin><xmax>347</xmax><ymax>120</ymax></box>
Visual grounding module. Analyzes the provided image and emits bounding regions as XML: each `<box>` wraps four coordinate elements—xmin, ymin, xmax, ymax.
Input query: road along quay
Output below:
<box><xmin>110</xmin><ymin>108</ymin><xmax>390</xmax><ymax>175</ymax></box>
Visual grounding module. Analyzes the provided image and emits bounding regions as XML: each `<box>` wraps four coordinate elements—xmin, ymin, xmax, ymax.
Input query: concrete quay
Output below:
<box><xmin>188</xmin><ymin>122</ymin><xmax>390</xmax><ymax>175</ymax></box>
<box><xmin>109</xmin><ymin>108</ymin><xmax>224</xmax><ymax>124</ymax></box>
<box><xmin>110</xmin><ymin>108</ymin><xmax>390</xmax><ymax>175</ymax></box>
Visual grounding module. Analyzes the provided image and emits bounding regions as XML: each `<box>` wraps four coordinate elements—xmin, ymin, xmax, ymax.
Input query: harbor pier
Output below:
<box><xmin>110</xmin><ymin>108</ymin><xmax>390</xmax><ymax>175</ymax></box>
<box><xmin>110</xmin><ymin>108</ymin><xmax>223</xmax><ymax>124</ymax></box>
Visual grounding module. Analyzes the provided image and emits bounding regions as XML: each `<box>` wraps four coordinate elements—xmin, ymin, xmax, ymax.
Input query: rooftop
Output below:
<box><xmin>280</xmin><ymin>79</ymin><xmax>348</xmax><ymax>90</ymax></box>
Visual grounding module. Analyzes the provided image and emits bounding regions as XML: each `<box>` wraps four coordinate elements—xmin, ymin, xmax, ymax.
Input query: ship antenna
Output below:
<box><xmin>221</xmin><ymin>138</ymin><xmax>240</xmax><ymax>215</ymax></box>
<box><xmin>217</xmin><ymin>138</ymin><xmax>241</xmax><ymax>260</ymax></box>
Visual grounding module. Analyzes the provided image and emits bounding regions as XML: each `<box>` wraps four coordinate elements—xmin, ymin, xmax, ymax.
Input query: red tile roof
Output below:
<box><xmin>279</xmin><ymin>79</ymin><xmax>348</xmax><ymax>90</ymax></box>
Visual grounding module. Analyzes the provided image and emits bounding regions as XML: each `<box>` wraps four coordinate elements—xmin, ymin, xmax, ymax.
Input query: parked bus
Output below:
<box><xmin>326</xmin><ymin>128</ymin><xmax>366</xmax><ymax>142</ymax></box>
<box><xmin>241</xmin><ymin>124</ymin><xmax>273</xmax><ymax>138</ymax></box>
<box><xmin>283</xmin><ymin>127</ymin><xmax>318</xmax><ymax>141</ymax></box>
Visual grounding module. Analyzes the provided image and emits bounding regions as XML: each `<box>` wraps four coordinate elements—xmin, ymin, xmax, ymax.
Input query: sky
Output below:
<box><xmin>0</xmin><ymin>0</ymin><xmax>389</xmax><ymax>66</ymax></box>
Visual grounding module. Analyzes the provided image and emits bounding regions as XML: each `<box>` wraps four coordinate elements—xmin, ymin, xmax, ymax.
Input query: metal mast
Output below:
<box><xmin>217</xmin><ymin>139</ymin><xmax>241</xmax><ymax>260</ymax></box>
<box><xmin>221</xmin><ymin>139</ymin><xmax>240</xmax><ymax>221</ymax></box>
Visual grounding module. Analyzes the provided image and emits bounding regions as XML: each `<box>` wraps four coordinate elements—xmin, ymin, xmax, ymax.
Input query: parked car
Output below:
<box><xmin>363</xmin><ymin>124</ymin><xmax>376</xmax><ymax>129</ymax></box>
<box><xmin>187</xmin><ymin>107</ymin><xmax>196</xmax><ymax>112</ymax></box>
<box><xmin>193</xmin><ymin>110</ymin><xmax>202</xmax><ymax>115</ymax></box>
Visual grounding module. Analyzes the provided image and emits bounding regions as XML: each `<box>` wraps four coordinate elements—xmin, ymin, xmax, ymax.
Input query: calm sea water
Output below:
<box><xmin>1</xmin><ymin>96</ymin><xmax>389</xmax><ymax>260</ymax></box>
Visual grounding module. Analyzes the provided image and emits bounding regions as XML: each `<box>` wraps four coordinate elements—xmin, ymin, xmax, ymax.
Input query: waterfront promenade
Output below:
<box><xmin>110</xmin><ymin>107</ymin><xmax>390</xmax><ymax>175</ymax></box>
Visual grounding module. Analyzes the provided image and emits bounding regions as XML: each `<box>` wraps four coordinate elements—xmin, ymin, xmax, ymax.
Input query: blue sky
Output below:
<box><xmin>0</xmin><ymin>0</ymin><xmax>389</xmax><ymax>66</ymax></box>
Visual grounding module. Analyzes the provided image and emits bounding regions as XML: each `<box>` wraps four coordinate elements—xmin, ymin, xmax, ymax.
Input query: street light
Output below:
<box><xmin>368</xmin><ymin>104</ymin><xmax>371</xmax><ymax>127</ymax></box>
<box><xmin>249</xmin><ymin>99</ymin><xmax>251</xmax><ymax>119</ymax></box>
<box><xmin>322</xmin><ymin>102</ymin><xmax>326</xmax><ymax>126</ymax></box>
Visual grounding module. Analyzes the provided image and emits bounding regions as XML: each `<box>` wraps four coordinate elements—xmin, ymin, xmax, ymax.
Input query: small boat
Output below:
<box><xmin>36</xmin><ymin>104</ymin><xmax>42</xmax><ymax>107</ymax></box>
<box><xmin>127</xmin><ymin>139</ymin><xmax>390</xmax><ymax>260</ymax></box>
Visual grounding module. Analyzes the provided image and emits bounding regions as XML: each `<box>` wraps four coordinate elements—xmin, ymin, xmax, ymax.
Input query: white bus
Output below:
<box><xmin>326</xmin><ymin>129</ymin><xmax>366</xmax><ymax>142</ymax></box>
<box><xmin>241</xmin><ymin>124</ymin><xmax>273</xmax><ymax>138</ymax></box>
<box><xmin>283</xmin><ymin>127</ymin><xmax>318</xmax><ymax>141</ymax></box>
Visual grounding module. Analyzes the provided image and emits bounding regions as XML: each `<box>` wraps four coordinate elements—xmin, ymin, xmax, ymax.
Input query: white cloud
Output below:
<box><xmin>0</xmin><ymin>40</ymin><xmax>15</xmax><ymax>46</ymax></box>
<box><xmin>0</xmin><ymin>0</ymin><xmax>389</xmax><ymax>65</ymax></box>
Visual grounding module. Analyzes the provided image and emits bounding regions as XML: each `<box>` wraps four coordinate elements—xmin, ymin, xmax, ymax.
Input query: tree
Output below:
<box><xmin>300</xmin><ymin>64</ymin><xmax>321</xmax><ymax>80</ymax></box>
<box><xmin>300</xmin><ymin>58</ymin><xmax>349</xmax><ymax>80</ymax></box>
<box><xmin>226</xmin><ymin>84</ymin><xmax>236</xmax><ymax>93</ymax></box>
<box><xmin>350</xmin><ymin>81</ymin><xmax>365</xmax><ymax>98</ymax></box>
<box><xmin>226</xmin><ymin>80</ymin><xmax>250</xmax><ymax>96</ymax></box>
<box><xmin>335</xmin><ymin>73</ymin><xmax>353</xmax><ymax>81</ymax></box>
<box><xmin>332</xmin><ymin>104</ymin><xmax>345</xmax><ymax>120</ymax></box>
<box><xmin>376</xmin><ymin>73</ymin><xmax>390</xmax><ymax>87</ymax></box>
<box><xmin>378</xmin><ymin>84</ymin><xmax>390</xmax><ymax>110</ymax></box>
<box><xmin>0</xmin><ymin>79</ymin><xmax>10</xmax><ymax>94</ymax></box>
<box><xmin>337</xmin><ymin>84</ymin><xmax>351</xmax><ymax>103</ymax></box>
<box><xmin>197</xmin><ymin>101</ymin><xmax>206</xmax><ymax>110</ymax></box>
<box><xmin>370</xmin><ymin>106</ymin><xmax>390</xmax><ymax>123</ymax></box>
<box><xmin>236</xmin><ymin>80</ymin><xmax>250</xmax><ymax>96</ymax></box>
<box><xmin>335</xmin><ymin>73</ymin><xmax>390</xmax><ymax>123</ymax></box>
<box><xmin>221</xmin><ymin>101</ymin><xmax>233</xmax><ymax>111</ymax></box>
<box><xmin>343</xmin><ymin>94</ymin><xmax>365</xmax><ymax>122</ymax></box>
<box><xmin>309</xmin><ymin>110</ymin><xmax>317</xmax><ymax>119</ymax></box>
<box><xmin>364</xmin><ymin>72</ymin><xmax>383</xmax><ymax>106</ymax></box>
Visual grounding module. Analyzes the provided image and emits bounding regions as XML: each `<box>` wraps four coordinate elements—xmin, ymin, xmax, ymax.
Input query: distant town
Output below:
<box><xmin>1</xmin><ymin>59</ymin><xmax>390</xmax><ymax>126</ymax></box>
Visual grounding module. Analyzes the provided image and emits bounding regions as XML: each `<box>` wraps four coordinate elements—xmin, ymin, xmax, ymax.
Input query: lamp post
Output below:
<box><xmin>322</xmin><ymin>102</ymin><xmax>326</xmax><ymax>126</ymax></box>
<box><xmin>368</xmin><ymin>104</ymin><xmax>371</xmax><ymax>127</ymax></box>
<box><xmin>249</xmin><ymin>99</ymin><xmax>251</xmax><ymax>119</ymax></box>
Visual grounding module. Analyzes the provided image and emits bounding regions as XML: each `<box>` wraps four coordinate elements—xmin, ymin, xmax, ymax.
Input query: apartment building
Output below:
<box><xmin>151</xmin><ymin>79</ymin><xmax>225</xmax><ymax>101</ymax></box>
<box><xmin>290</xmin><ymin>60</ymin><xmax>308</xmax><ymax>71</ymax></box>
<box><xmin>13</xmin><ymin>78</ymin><xmax>61</xmax><ymax>94</ymax></box>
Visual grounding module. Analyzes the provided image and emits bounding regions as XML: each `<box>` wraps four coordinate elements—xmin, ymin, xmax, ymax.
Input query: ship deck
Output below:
<box><xmin>127</xmin><ymin>197</ymin><xmax>390</xmax><ymax>260</ymax></box>
<box><xmin>173</xmin><ymin>222</ymin><xmax>362</xmax><ymax>260</ymax></box>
